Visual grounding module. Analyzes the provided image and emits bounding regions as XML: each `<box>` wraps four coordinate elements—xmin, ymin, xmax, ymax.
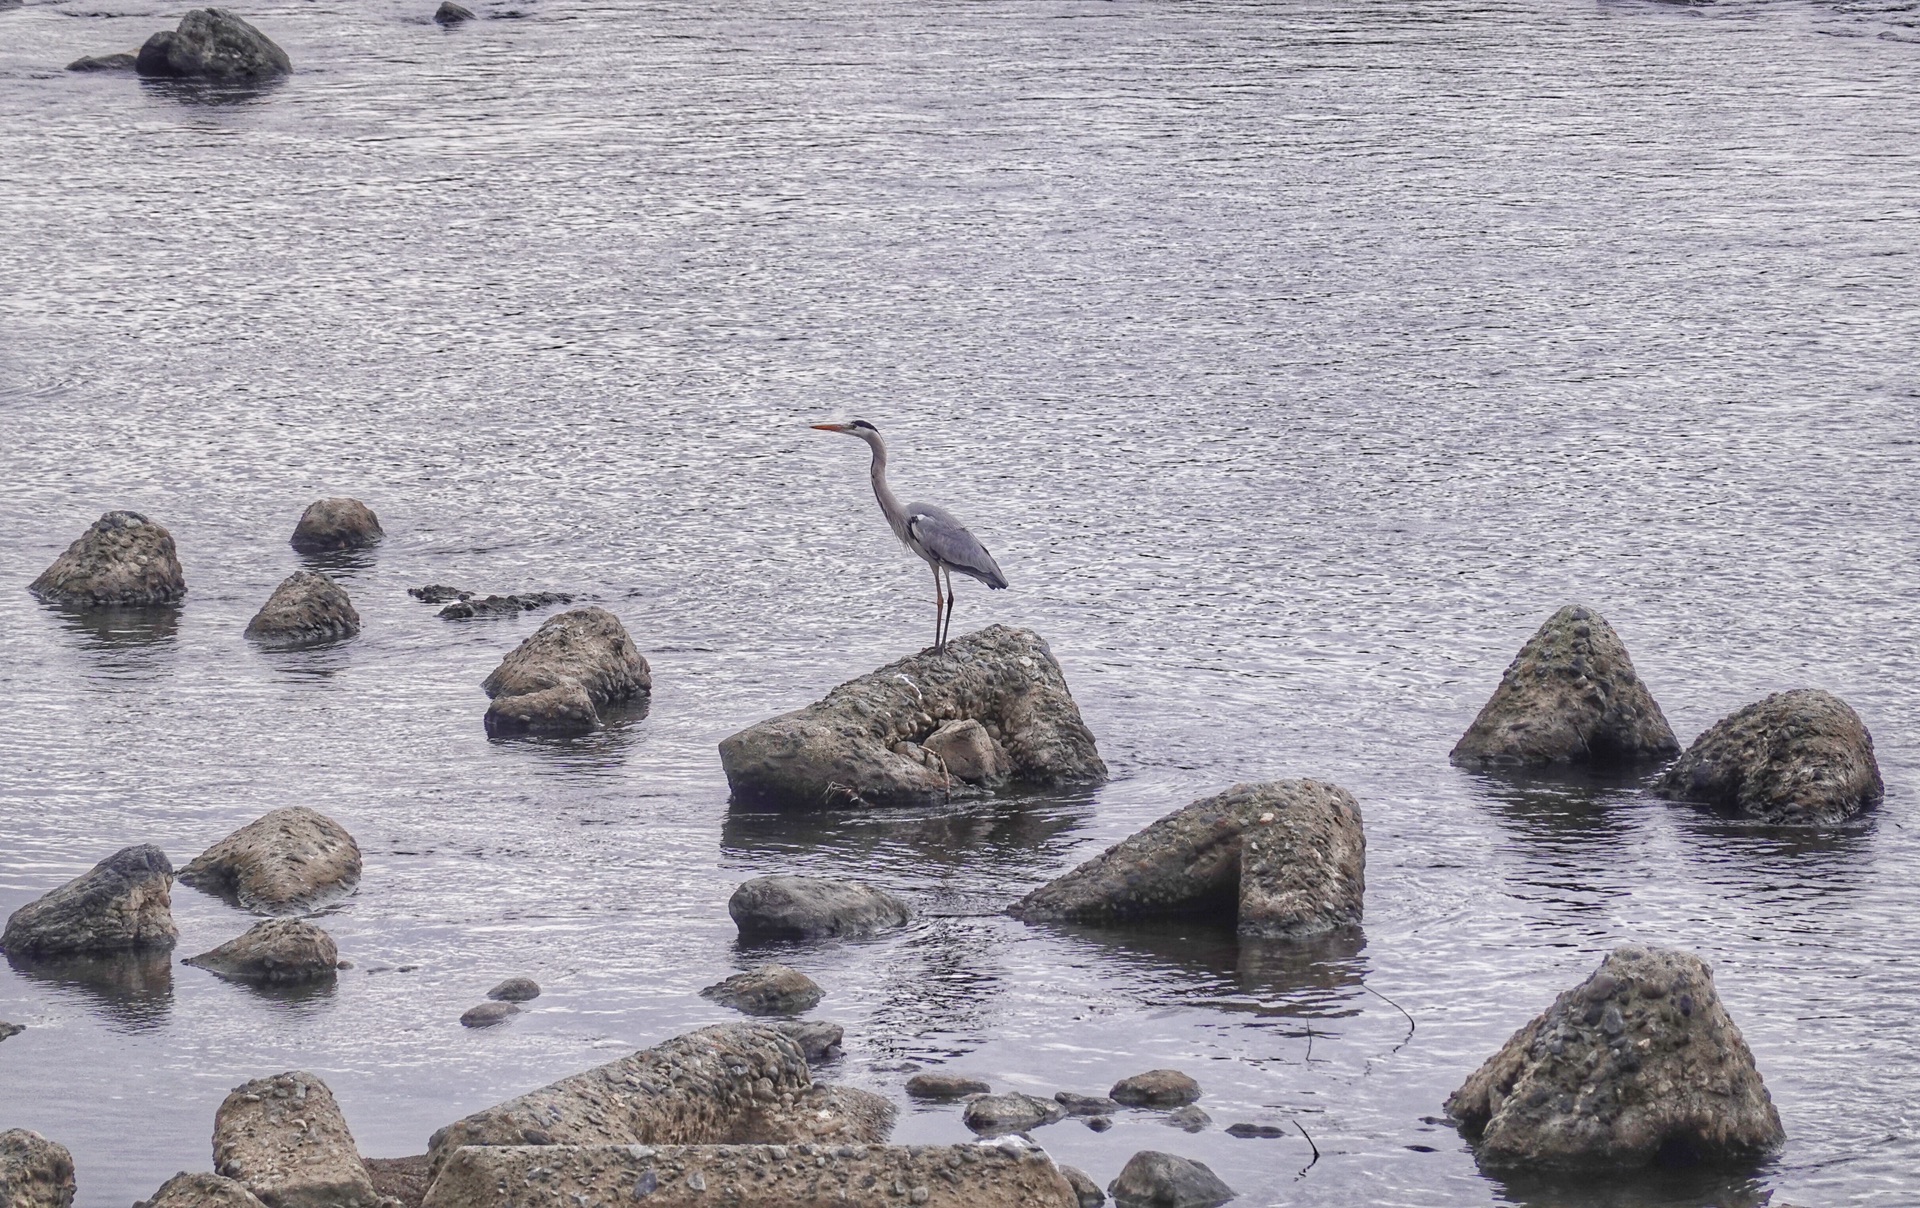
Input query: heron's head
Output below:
<box><xmin>811</xmin><ymin>419</ymin><xmax>879</xmax><ymax>440</ymax></box>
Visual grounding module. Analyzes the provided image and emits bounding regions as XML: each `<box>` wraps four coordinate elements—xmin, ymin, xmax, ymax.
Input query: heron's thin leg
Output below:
<box><xmin>931</xmin><ymin>563</ymin><xmax>945</xmax><ymax>652</ymax></box>
<box><xmin>941</xmin><ymin>565</ymin><xmax>958</xmax><ymax>650</ymax></box>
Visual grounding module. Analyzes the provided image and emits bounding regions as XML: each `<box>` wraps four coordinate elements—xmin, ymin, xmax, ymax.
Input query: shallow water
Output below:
<box><xmin>2</xmin><ymin>0</ymin><xmax>1917</xmax><ymax>1204</ymax></box>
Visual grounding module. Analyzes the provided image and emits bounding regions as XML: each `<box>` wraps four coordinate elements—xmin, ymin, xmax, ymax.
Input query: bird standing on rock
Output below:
<box><xmin>811</xmin><ymin>420</ymin><xmax>1007</xmax><ymax>653</ymax></box>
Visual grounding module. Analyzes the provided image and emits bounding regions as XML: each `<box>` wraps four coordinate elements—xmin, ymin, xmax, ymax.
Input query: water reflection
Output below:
<box><xmin>1464</xmin><ymin>766</ymin><xmax>1650</xmax><ymax>847</ymax></box>
<box><xmin>485</xmin><ymin>701</ymin><xmax>651</xmax><ymax>762</ymax></box>
<box><xmin>6</xmin><ymin>949</ymin><xmax>173</xmax><ymax>1030</ymax></box>
<box><xmin>1046</xmin><ymin>919</ymin><xmax>1368</xmax><ymax>1019</ymax></box>
<box><xmin>1671</xmin><ymin>812</ymin><xmax>1875</xmax><ymax>905</ymax></box>
<box><xmin>294</xmin><ymin>548</ymin><xmax>380</xmax><ymax>580</ymax></box>
<box><xmin>46</xmin><ymin>604</ymin><xmax>180</xmax><ymax>660</ymax></box>
<box><xmin>137</xmin><ymin>78</ymin><xmax>286</xmax><ymax>107</ymax></box>
<box><xmin>258</xmin><ymin>638</ymin><xmax>356</xmax><ymax>677</ymax></box>
<box><xmin>1487</xmin><ymin>1163</ymin><xmax>1777</xmax><ymax>1208</ymax></box>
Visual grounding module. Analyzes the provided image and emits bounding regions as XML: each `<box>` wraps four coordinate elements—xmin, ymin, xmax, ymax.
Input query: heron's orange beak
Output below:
<box><xmin>811</xmin><ymin>423</ymin><xmax>848</xmax><ymax>432</ymax></box>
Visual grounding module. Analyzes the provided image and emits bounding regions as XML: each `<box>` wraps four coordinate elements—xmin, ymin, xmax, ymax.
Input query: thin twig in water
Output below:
<box><xmin>1294</xmin><ymin>1119</ymin><xmax>1320</xmax><ymax>1177</ymax></box>
<box><xmin>1302</xmin><ymin>1018</ymin><xmax>1314</xmax><ymax>1064</ymax></box>
<box><xmin>1364</xmin><ymin>982</ymin><xmax>1417</xmax><ymax>1052</ymax></box>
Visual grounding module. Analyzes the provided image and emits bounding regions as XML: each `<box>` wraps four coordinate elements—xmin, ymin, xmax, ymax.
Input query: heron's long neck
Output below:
<box><xmin>864</xmin><ymin>433</ymin><xmax>912</xmax><ymax>543</ymax></box>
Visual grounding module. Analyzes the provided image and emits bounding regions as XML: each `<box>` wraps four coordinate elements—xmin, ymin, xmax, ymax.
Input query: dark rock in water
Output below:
<box><xmin>770</xmin><ymin>1018</ymin><xmax>843</xmax><ymax>1063</ymax></box>
<box><xmin>214</xmin><ymin>1072</ymin><xmax>378</xmax><ymax>1207</ymax></box>
<box><xmin>433</xmin><ymin>1</ymin><xmax>475</xmax><ymax>22</ymax></box>
<box><xmin>1010</xmin><ymin>781</ymin><xmax>1364</xmax><ymax>939</ymax></box>
<box><xmin>1450</xmin><ymin>605</ymin><xmax>1678</xmax><ymax>768</ymax></box>
<box><xmin>136</xmin><ymin>8</ymin><xmax>291</xmax><ymax>81</ymax></box>
<box><xmin>425</xmin><ymin>1023</ymin><xmax>895</xmax><ymax>1178</ymax></box>
<box><xmin>289</xmin><ymin>497</ymin><xmax>381</xmax><ymax>551</ymax></box>
<box><xmin>29</xmin><ymin>510</ymin><xmax>186</xmax><ymax>606</ymax></box>
<box><xmin>1110</xmin><ymin>1070</ymin><xmax>1201</xmax><ymax>1109</ymax></box>
<box><xmin>963</xmin><ymin>1092</ymin><xmax>1066</xmax><ymax>1135</ymax></box>
<box><xmin>460</xmin><ymin>1001</ymin><xmax>520</xmax><ymax>1028</ymax></box>
<box><xmin>1163</xmin><ymin>1105</ymin><xmax>1211</xmax><ymax>1133</ymax></box>
<box><xmin>1653</xmin><ymin>689</ymin><xmax>1883</xmax><ymax>824</ymax></box>
<box><xmin>133</xmin><ymin>1171</ymin><xmax>268</xmax><ymax>1208</ymax></box>
<box><xmin>907</xmin><ymin>1072</ymin><xmax>992</xmax><ymax>1100</ymax></box>
<box><xmin>184</xmin><ymin>919</ymin><xmax>339</xmax><ymax>984</ymax></box>
<box><xmin>68</xmin><ymin>52</ymin><xmax>139</xmax><ymax>71</ymax></box>
<box><xmin>728</xmin><ymin>875</ymin><xmax>911</xmax><ymax>940</ymax></box>
<box><xmin>1055</xmin><ymin>1091</ymin><xmax>1119</xmax><ymax>1116</ymax></box>
<box><xmin>179</xmin><ymin>807</ymin><xmax>361</xmax><ymax>914</ymax></box>
<box><xmin>700</xmin><ymin>964</ymin><xmax>823</xmax><ymax>1016</ymax></box>
<box><xmin>439</xmin><ymin>591</ymin><xmax>573</xmax><ymax>619</ymax></box>
<box><xmin>0</xmin><ymin>1022</ymin><xmax>20</xmax><ymax>1042</ymax></box>
<box><xmin>481</xmin><ymin>606</ymin><xmax>650</xmax><ymax>736</ymax></box>
<box><xmin>0</xmin><ymin>1130</ymin><xmax>77</xmax><ymax>1208</ymax></box>
<box><xmin>0</xmin><ymin>845</ymin><xmax>177</xmax><ymax>957</ymax></box>
<box><xmin>1446</xmin><ymin>945</ymin><xmax>1783</xmax><ymax>1170</ymax></box>
<box><xmin>244</xmin><ymin>570</ymin><xmax>359</xmax><ymax>646</ymax></box>
<box><xmin>1108</xmin><ymin>1151</ymin><xmax>1234</xmax><ymax>1208</ymax></box>
<box><xmin>1062</xmin><ymin>1165</ymin><xmax>1106</xmax><ymax>1208</ymax></box>
<box><xmin>409</xmin><ymin>584</ymin><xmax>471</xmax><ymax>604</ymax></box>
<box><xmin>719</xmin><ymin>626</ymin><xmax>1105</xmax><ymax>810</ymax></box>
<box><xmin>486</xmin><ymin>976</ymin><xmax>540</xmax><ymax>1002</ymax></box>
<box><xmin>1085</xmin><ymin>1115</ymin><xmax>1113</xmax><ymax>1132</ymax></box>
<box><xmin>1223</xmin><ymin>1122</ymin><xmax>1286</xmax><ymax>1139</ymax></box>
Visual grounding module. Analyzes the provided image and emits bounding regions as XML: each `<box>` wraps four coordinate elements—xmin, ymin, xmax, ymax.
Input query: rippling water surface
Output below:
<box><xmin>2</xmin><ymin>0</ymin><xmax>1917</xmax><ymax>1204</ymax></box>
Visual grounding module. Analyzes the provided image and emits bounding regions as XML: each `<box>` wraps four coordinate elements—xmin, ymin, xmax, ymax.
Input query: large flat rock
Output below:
<box><xmin>719</xmin><ymin>626</ymin><xmax>1105</xmax><ymax>809</ymax></box>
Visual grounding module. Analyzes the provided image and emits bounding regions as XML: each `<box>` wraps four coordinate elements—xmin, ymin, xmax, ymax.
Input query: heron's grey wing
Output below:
<box><xmin>905</xmin><ymin>503</ymin><xmax>1008</xmax><ymax>589</ymax></box>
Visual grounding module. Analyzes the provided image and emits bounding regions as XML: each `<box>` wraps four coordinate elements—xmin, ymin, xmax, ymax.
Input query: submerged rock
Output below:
<box><xmin>1223</xmin><ymin>1122</ymin><xmax>1285</xmax><ymax>1139</ymax></box>
<box><xmin>1010</xmin><ymin>781</ymin><xmax>1364</xmax><ymax>939</ymax></box>
<box><xmin>213</xmin><ymin>1071</ymin><xmax>378</xmax><ymax>1208</ymax></box>
<box><xmin>481</xmin><ymin>607</ymin><xmax>649</xmax><ymax>736</ymax></box>
<box><xmin>1450</xmin><ymin>605</ymin><xmax>1678</xmax><ymax>768</ymax></box>
<box><xmin>29</xmin><ymin>511</ymin><xmax>186</xmax><ymax>606</ymax></box>
<box><xmin>0</xmin><ymin>1130</ymin><xmax>76</xmax><ymax>1208</ymax></box>
<box><xmin>908</xmin><ymin>1072</ymin><xmax>993</xmax><ymax>1100</ymax></box>
<box><xmin>67</xmin><ymin>52</ymin><xmax>139</xmax><ymax>71</ymax></box>
<box><xmin>133</xmin><ymin>1172</ymin><xmax>268</xmax><ymax>1208</ymax></box>
<box><xmin>244</xmin><ymin>571</ymin><xmax>359</xmax><ymax>646</ymax></box>
<box><xmin>728</xmin><ymin>875</ymin><xmax>911</xmax><ymax>940</ymax></box>
<box><xmin>1107</xmin><ymin>1151</ymin><xmax>1234</xmax><ymax>1208</ymax></box>
<box><xmin>1163</xmin><ymin>1105</ymin><xmax>1212</xmax><ymax>1133</ymax></box>
<box><xmin>425</xmin><ymin>1024</ymin><xmax>894</xmax><ymax>1177</ymax></box>
<box><xmin>0</xmin><ymin>845</ymin><xmax>177</xmax><ymax>957</ymax></box>
<box><xmin>179</xmin><ymin>807</ymin><xmax>362</xmax><ymax>914</ymax></box>
<box><xmin>0</xmin><ymin>1022</ymin><xmax>21</xmax><ymax>1043</ymax></box>
<box><xmin>719</xmin><ymin>626</ymin><xmax>1105</xmax><ymax>809</ymax></box>
<box><xmin>963</xmin><ymin>1092</ymin><xmax>1066</xmax><ymax>1135</ymax></box>
<box><xmin>184</xmin><ymin>919</ymin><xmax>340</xmax><ymax>984</ymax></box>
<box><xmin>1653</xmin><ymin>689</ymin><xmax>1883</xmax><ymax>824</ymax></box>
<box><xmin>408</xmin><ymin>584</ymin><xmax>470</xmax><ymax>604</ymax></box>
<box><xmin>486</xmin><ymin>976</ymin><xmax>540</xmax><ymax>1002</ymax></box>
<box><xmin>422</xmin><ymin>1141</ymin><xmax>1080</xmax><ymax>1208</ymax></box>
<box><xmin>433</xmin><ymin>1</ymin><xmax>475</xmax><ymax>22</ymax></box>
<box><xmin>1111</xmin><ymin>1070</ymin><xmax>1201</xmax><ymax>1109</ymax></box>
<box><xmin>700</xmin><ymin>964</ymin><xmax>824</xmax><ymax>1016</ymax></box>
<box><xmin>1445</xmin><ymin>945</ymin><xmax>1783</xmax><ymax>1170</ymax></box>
<box><xmin>1054</xmin><ymin>1091</ymin><xmax>1118</xmax><ymax>1116</ymax></box>
<box><xmin>438</xmin><ymin>591</ymin><xmax>572</xmax><ymax>619</ymax></box>
<box><xmin>460</xmin><ymin>1001</ymin><xmax>520</xmax><ymax>1028</ymax></box>
<box><xmin>136</xmin><ymin>9</ymin><xmax>291</xmax><ymax>81</ymax></box>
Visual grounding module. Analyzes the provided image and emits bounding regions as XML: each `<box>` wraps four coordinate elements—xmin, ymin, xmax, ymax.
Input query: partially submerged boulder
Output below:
<box><xmin>1653</xmin><ymin>689</ymin><xmax>1883</xmax><ymax>825</ymax></box>
<box><xmin>179</xmin><ymin>807</ymin><xmax>361</xmax><ymax>914</ymax></box>
<box><xmin>1107</xmin><ymin>1151</ymin><xmax>1234</xmax><ymax>1208</ymax></box>
<box><xmin>769</xmin><ymin>1019</ymin><xmax>843</xmax><ymax>1064</ymax></box>
<box><xmin>1062</xmin><ymin>1165</ymin><xmax>1105</xmax><ymax>1208</ymax></box>
<box><xmin>133</xmin><ymin>1172</ymin><xmax>267</xmax><ymax>1208</ymax></box>
<box><xmin>460</xmin><ymin>1001</ymin><xmax>519</xmax><ymax>1028</ymax></box>
<box><xmin>432</xmin><ymin>1</ymin><xmax>475</xmax><ymax>23</ymax></box>
<box><xmin>68</xmin><ymin>52</ymin><xmax>139</xmax><ymax>71</ymax></box>
<box><xmin>184</xmin><ymin>919</ymin><xmax>340</xmax><ymax>984</ymax></box>
<box><xmin>422</xmin><ymin>1140</ymin><xmax>1080</xmax><ymax>1208</ymax></box>
<box><xmin>425</xmin><ymin>1023</ymin><xmax>894</xmax><ymax>1178</ymax></box>
<box><xmin>136</xmin><ymin>9</ymin><xmax>291</xmax><ymax>81</ymax></box>
<box><xmin>481</xmin><ymin>607</ymin><xmax>649</xmax><ymax>736</ymax></box>
<box><xmin>1111</xmin><ymin>1070</ymin><xmax>1201</xmax><ymax>1109</ymax></box>
<box><xmin>438</xmin><ymin>592</ymin><xmax>570</xmax><ymax>620</ymax></box>
<box><xmin>0</xmin><ymin>1130</ymin><xmax>76</xmax><ymax>1208</ymax></box>
<box><xmin>28</xmin><ymin>511</ymin><xmax>186</xmax><ymax>606</ymax></box>
<box><xmin>963</xmin><ymin>1092</ymin><xmax>1065</xmax><ymax>1135</ymax></box>
<box><xmin>719</xmin><ymin>626</ymin><xmax>1105</xmax><ymax>809</ymax></box>
<box><xmin>1054</xmin><ymin>1091</ymin><xmax>1118</xmax><ymax>1117</ymax></box>
<box><xmin>213</xmin><ymin>1071</ymin><xmax>378</xmax><ymax>1208</ymax></box>
<box><xmin>0</xmin><ymin>1022</ymin><xmax>21</xmax><ymax>1043</ymax></box>
<box><xmin>908</xmin><ymin>1072</ymin><xmax>992</xmax><ymax>1100</ymax></box>
<box><xmin>1445</xmin><ymin>945</ymin><xmax>1783</xmax><ymax>1170</ymax></box>
<box><xmin>244</xmin><ymin>572</ymin><xmax>359</xmax><ymax>646</ymax></box>
<box><xmin>700</xmin><ymin>964</ymin><xmax>824</xmax><ymax>1016</ymax></box>
<box><xmin>1451</xmin><ymin>606</ymin><xmax>1678</xmax><ymax>768</ymax></box>
<box><xmin>1010</xmin><ymin>781</ymin><xmax>1364</xmax><ymax>939</ymax></box>
<box><xmin>728</xmin><ymin>875</ymin><xmax>911</xmax><ymax>940</ymax></box>
<box><xmin>0</xmin><ymin>845</ymin><xmax>177</xmax><ymax>957</ymax></box>
<box><xmin>486</xmin><ymin>977</ymin><xmax>539</xmax><ymax>1002</ymax></box>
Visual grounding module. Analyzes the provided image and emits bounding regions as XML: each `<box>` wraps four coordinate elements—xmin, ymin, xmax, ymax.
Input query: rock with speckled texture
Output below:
<box><xmin>29</xmin><ymin>511</ymin><xmax>185</xmax><ymax>606</ymax></box>
<box><xmin>212</xmin><ymin>1072</ymin><xmax>378</xmax><ymax>1208</ymax></box>
<box><xmin>184</xmin><ymin>920</ymin><xmax>340</xmax><ymax>984</ymax></box>
<box><xmin>1653</xmin><ymin>689</ymin><xmax>1882</xmax><ymax>824</ymax></box>
<box><xmin>0</xmin><ymin>1130</ymin><xmax>75</xmax><ymax>1208</ymax></box>
<box><xmin>481</xmin><ymin>607</ymin><xmax>649</xmax><ymax>736</ymax></box>
<box><xmin>1</xmin><ymin>846</ymin><xmax>176</xmax><ymax>957</ymax></box>
<box><xmin>179</xmin><ymin>808</ymin><xmax>361</xmax><ymax>915</ymax></box>
<box><xmin>132</xmin><ymin>1172</ymin><xmax>267</xmax><ymax>1208</ymax></box>
<box><xmin>244</xmin><ymin>572</ymin><xmax>359</xmax><ymax>647</ymax></box>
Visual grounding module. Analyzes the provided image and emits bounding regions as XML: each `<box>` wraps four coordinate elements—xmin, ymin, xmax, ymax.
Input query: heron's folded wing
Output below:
<box><xmin>906</xmin><ymin>504</ymin><xmax>1008</xmax><ymax>589</ymax></box>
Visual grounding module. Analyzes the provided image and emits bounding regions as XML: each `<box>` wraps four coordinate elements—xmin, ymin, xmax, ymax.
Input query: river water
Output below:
<box><xmin>2</xmin><ymin>0</ymin><xmax>1917</xmax><ymax>1204</ymax></box>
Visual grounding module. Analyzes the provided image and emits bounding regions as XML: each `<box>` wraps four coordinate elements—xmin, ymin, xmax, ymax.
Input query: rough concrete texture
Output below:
<box><xmin>1450</xmin><ymin>605</ymin><xmax>1679</xmax><ymax>768</ymax></box>
<box><xmin>481</xmin><ymin>607</ymin><xmax>650</xmax><ymax>736</ymax></box>
<box><xmin>921</xmin><ymin>719</ymin><xmax>1011</xmax><ymax>784</ymax></box>
<box><xmin>28</xmin><ymin>511</ymin><xmax>186</xmax><ymax>606</ymax></box>
<box><xmin>1107</xmin><ymin>1150</ymin><xmax>1234</xmax><ymax>1208</ymax></box>
<box><xmin>719</xmin><ymin>626</ymin><xmax>1105</xmax><ymax>810</ymax></box>
<box><xmin>0</xmin><ymin>845</ymin><xmax>177</xmax><ymax>957</ymax></box>
<box><xmin>289</xmin><ymin>499</ymin><xmax>382</xmax><ymax>552</ymax></box>
<box><xmin>1653</xmin><ymin>689</ymin><xmax>1883</xmax><ymax>824</ymax></box>
<box><xmin>132</xmin><ymin>1172</ymin><xmax>268</xmax><ymax>1208</ymax></box>
<box><xmin>770</xmin><ymin>1020</ymin><xmax>844</xmax><ymax>1064</ymax></box>
<box><xmin>1010</xmin><ymin>781</ymin><xmax>1364</xmax><ymax>939</ymax></box>
<box><xmin>180</xmin><ymin>807</ymin><xmax>361</xmax><ymax>914</ymax></box>
<box><xmin>1062</xmin><ymin>1165</ymin><xmax>1105</xmax><ymax>1208</ymax></box>
<box><xmin>425</xmin><ymin>1024</ymin><xmax>894</xmax><ymax>1179</ymax></box>
<box><xmin>1446</xmin><ymin>945</ymin><xmax>1784</xmax><ymax>1170</ymax></box>
<box><xmin>728</xmin><ymin>876</ymin><xmax>912</xmax><ymax>940</ymax></box>
<box><xmin>244</xmin><ymin>572</ymin><xmax>359</xmax><ymax>646</ymax></box>
<box><xmin>212</xmin><ymin>1072</ymin><xmax>378</xmax><ymax>1208</ymax></box>
<box><xmin>420</xmin><ymin>1141</ymin><xmax>1080</xmax><ymax>1208</ymax></box>
<box><xmin>700</xmin><ymin>964</ymin><xmax>825</xmax><ymax>1016</ymax></box>
<box><xmin>184</xmin><ymin>919</ymin><xmax>340</xmax><ymax>984</ymax></box>
<box><xmin>136</xmin><ymin>8</ymin><xmax>290</xmax><ymax>80</ymax></box>
<box><xmin>0</xmin><ymin>1130</ymin><xmax>76</xmax><ymax>1208</ymax></box>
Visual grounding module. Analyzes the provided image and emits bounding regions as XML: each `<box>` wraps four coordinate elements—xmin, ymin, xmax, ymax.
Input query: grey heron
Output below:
<box><xmin>811</xmin><ymin>420</ymin><xmax>1007</xmax><ymax>652</ymax></box>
